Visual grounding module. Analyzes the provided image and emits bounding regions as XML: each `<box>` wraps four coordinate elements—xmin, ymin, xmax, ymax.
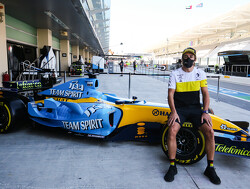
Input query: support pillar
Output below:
<box><xmin>60</xmin><ymin>40</ymin><xmax>70</xmax><ymax>72</ymax></box>
<box><xmin>0</xmin><ymin>3</ymin><xmax>8</xmax><ymax>86</ymax></box>
<box><xmin>81</xmin><ymin>49</ymin><xmax>85</xmax><ymax>62</ymax></box>
<box><xmin>37</xmin><ymin>29</ymin><xmax>52</xmax><ymax>55</ymax></box>
<box><xmin>80</xmin><ymin>48</ymin><xmax>85</xmax><ymax>61</ymax></box>
<box><xmin>85</xmin><ymin>49</ymin><xmax>90</xmax><ymax>63</ymax></box>
<box><xmin>72</xmin><ymin>45</ymin><xmax>79</xmax><ymax>62</ymax></box>
<box><xmin>89</xmin><ymin>52</ymin><xmax>93</xmax><ymax>61</ymax></box>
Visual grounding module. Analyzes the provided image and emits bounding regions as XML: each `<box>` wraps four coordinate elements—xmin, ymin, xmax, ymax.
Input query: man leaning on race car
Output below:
<box><xmin>165</xmin><ymin>47</ymin><xmax>221</xmax><ymax>184</ymax></box>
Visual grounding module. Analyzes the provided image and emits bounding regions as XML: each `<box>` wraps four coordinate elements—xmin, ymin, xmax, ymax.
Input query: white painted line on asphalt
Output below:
<box><xmin>208</xmin><ymin>85</ymin><xmax>250</xmax><ymax>102</ymax></box>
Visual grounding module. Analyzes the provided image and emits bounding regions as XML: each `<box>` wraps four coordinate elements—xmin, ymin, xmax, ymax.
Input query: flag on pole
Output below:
<box><xmin>186</xmin><ymin>5</ymin><xmax>192</xmax><ymax>9</ymax></box>
<box><xmin>196</xmin><ymin>3</ymin><xmax>203</xmax><ymax>8</ymax></box>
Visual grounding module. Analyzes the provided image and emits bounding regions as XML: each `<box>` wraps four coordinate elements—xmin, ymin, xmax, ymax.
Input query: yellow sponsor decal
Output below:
<box><xmin>5</xmin><ymin>104</ymin><xmax>11</xmax><ymax>128</ymax></box>
<box><xmin>216</xmin><ymin>143</ymin><xmax>250</xmax><ymax>157</ymax></box>
<box><xmin>52</xmin><ymin>97</ymin><xmax>68</xmax><ymax>102</ymax></box>
<box><xmin>17</xmin><ymin>80</ymin><xmax>42</xmax><ymax>90</ymax></box>
<box><xmin>161</xmin><ymin>127</ymin><xmax>169</xmax><ymax>151</ymax></box>
<box><xmin>182</xmin><ymin>122</ymin><xmax>193</xmax><ymax>128</ymax></box>
<box><xmin>176</xmin><ymin>159</ymin><xmax>191</xmax><ymax>164</ymax></box>
<box><xmin>241</xmin><ymin>134</ymin><xmax>247</xmax><ymax>141</ymax></box>
<box><xmin>137</xmin><ymin>122</ymin><xmax>145</xmax><ymax>126</ymax></box>
<box><xmin>198</xmin><ymin>131</ymin><xmax>206</xmax><ymax>156</ymax></box>
<box><xmin>135</xmin><ymin>135</ymin><xmax>147</xmax><ymax>138</ymax></box>
<box><xmin>137</xmin><ymin>127</ymin><xmax>145</xmax><ymax>135</ymax></box>
<box><xmin>0</xmin><ymin>104</ymin><xmax>11</xmax><ymax>133</ymax></box>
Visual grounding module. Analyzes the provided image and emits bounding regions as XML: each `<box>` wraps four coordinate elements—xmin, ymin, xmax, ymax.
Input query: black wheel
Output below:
<box><xmin>161</xmin><ymin>125</ymin><xmax>206</xmax><ymax>165</ymax></box>
<box><xmin>0</xmin><ymin>98</ymin><xmax>26</xmax><ymax>133</ymax></box>
<box><xmin>0</xmin><ymin>100</ymin><xmax>14</xmax><ymax>133</ymax></box>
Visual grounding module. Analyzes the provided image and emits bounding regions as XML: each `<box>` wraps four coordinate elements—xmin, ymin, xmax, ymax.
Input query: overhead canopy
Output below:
<box><xmin>218</xmin><ymin>50</ymin><xmax>250</xmax><ymax>56</ymax></box>
<box><xmin>0</xmin><ymin>0</ymin><xmax>110</xmax><ymax>55</ymax></box>
<box><xmin>169</xmin><ymin>3</ymin><xmax>250</xmax><ymax>47</ymax></box>
<box><xmin>153</xmin><ymin>3</ymin><xmax>250</xmax><ymax>57</ymax></box>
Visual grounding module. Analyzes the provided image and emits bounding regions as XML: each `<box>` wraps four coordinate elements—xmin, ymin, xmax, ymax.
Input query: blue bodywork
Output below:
<box><xmin>28</xmin><ymin>78</ymin><xmax>123</xmax><ymax>137</ymax></box>
<box><xmin>28</xmin><ymin>78</ymin><xmax>168</xmax><ymax>141</ymax></box>
<box><xmin>29</xmin><ymin>100</ymin><xmax>121</xmax><ymax>136</ymax></box>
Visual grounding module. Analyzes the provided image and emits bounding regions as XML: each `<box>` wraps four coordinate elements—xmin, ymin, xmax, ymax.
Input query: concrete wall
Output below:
<box><xmin>5</xmin><ymin>14</ymin><xmax>37</xmax><ymax>46</ymax></box>
<box><xmin>52</xmin><ymin>36</ymin><xmax>60</xmax><ymax>50</ymax></box>
<box><xmin>0</xmin><ymin>4</ymin><xmax>8</xmax><ymax>86</ymax></box>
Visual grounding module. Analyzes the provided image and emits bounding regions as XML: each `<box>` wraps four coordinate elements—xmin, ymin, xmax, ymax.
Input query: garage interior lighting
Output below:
<box><xmin>44</xmin><ymin>10</ymin><xmax>70</xmax><ymax>30</ymax></box>
<box><xmin>60</xmin><ymin>31</ymin><xmax>68</xmax><ymax>37</ymax></box>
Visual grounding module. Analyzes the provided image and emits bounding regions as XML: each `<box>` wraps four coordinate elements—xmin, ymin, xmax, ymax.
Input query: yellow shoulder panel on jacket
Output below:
<box><xmin>176</xmin><ymin>81</ymin><xmax>201</xmax><ymax>92</ymax></box>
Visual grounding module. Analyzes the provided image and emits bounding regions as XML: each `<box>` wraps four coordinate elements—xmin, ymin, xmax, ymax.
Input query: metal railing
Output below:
<box><xmin>9</xmin><ymin>66</ymin><xmax>221</xmax><ymax>101</ymax></box>
<box><xmin>224</xmin><ymin>65</ymin><xmax>250</xmax><ymax>77</ymax></box>
<box><xmin>102</xmin><ymin>65</ymin><xmax>221</xmax><ymax>101</ymax></box>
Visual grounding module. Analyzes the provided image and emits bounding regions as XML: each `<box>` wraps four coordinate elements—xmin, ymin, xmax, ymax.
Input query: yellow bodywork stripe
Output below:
<box><xmin>210</xmin><ymin>114</ymin><xmax>241</xmax><ymax>133</ymax></box>
<box><xmin>48</xmin><ymin>97</ymin><xmax>98</xmax><ymax>103</ymax></box>
<box><xmin>115</xmin><ymin>104</ymin><xmax>169</xmax><ymax>128</ymax></box>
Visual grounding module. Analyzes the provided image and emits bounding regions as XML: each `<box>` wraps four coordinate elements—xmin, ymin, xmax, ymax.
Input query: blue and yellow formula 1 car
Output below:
<box><xmin>1</xmin><ymin>77</ymin><xmax>249</xmax><ymax>164</ymax></box>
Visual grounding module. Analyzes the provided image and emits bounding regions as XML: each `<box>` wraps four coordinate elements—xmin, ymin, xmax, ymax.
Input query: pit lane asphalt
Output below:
<box><xmin>207</xmin><ymin>79</ymin><xmax>250</xmax><ymax>111</ymax></box>
<box><xmin>1</xmin><ymin>69</ymin><xmax>250</xmax><ymax>189</ymax></box>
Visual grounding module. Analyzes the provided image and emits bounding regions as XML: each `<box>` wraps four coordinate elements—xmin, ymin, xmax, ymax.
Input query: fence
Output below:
<box><xmin>8</xmin><ymin>65</ymin><xmax>221</xmax><ymax>101</ymax></box>
<box><xmin>224</xmin><ymin>65</ymin><xmax>250</xmax><ymax>77</ymax></box>
<box><xmin>104</xmin><ymin>65</ymin><xmax>221</xmax><ymax>101</ymax></box>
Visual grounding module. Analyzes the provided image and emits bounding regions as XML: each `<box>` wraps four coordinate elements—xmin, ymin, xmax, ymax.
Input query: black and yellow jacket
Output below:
<box><xmin>168</xmin><ymin>67</ymin><xmax>207</xmax><ymax>108</ymax></box>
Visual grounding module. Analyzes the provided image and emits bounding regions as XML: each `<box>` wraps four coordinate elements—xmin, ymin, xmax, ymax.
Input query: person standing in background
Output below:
<box><xmin>119</xmin><ymin>59</ymin><xmax>124</xmax><ymax>76</ymax></box>
<box><xmin>133</xmin><ymin>60</ymin><xmax>137</xmax><ymax>73</ymax></box>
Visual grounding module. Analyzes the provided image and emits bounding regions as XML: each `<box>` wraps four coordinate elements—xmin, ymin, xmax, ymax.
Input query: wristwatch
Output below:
<box><xmin>203</xmin><ymin>110</ymin><xmax>209</xmax><ymax>114</ymax></box>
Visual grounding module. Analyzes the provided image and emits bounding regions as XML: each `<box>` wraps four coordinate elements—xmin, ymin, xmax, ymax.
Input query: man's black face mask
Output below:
<box><xmin>183</xmin><ymin>58</ymin><xmax>194</xmax><ymax>68</ymax></box>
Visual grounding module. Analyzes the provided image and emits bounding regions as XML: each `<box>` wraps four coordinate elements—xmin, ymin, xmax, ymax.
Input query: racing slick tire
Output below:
<box><xmin>161</xmin><ymin>125</ymin><xmax>206</xmax><ymax>165</ymax></box>
<box><xmin>0</xmin><ymin>98</ymin><xmax>26</xmax><ymax>133</ymax></box>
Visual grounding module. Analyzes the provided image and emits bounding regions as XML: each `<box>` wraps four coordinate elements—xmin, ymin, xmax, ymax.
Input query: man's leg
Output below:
<box><xmin>167</xmin><ymin>122</ymin><xmax>181</xmax><ymax>159</ymax></box>
<box><xmin>199</xmin><ymin>123</ymin><xmax>215</xmax><ymax>160</ymax></box>
<box><xmin>164</xmin><ymin>122</ymin><xmax>181</xmax><ymax>182</ymax></box>
<box><xmin>199</xmin><ymin>123</ymin><xmax>221</xmax><ymax>184</ymax></box>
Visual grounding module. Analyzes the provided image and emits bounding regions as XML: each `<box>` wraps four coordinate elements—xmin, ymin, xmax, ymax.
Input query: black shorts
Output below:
<box><xmin>175</xmin><ymin>106</ymin><xmax>205</xmax><ymax>128</ymax></box>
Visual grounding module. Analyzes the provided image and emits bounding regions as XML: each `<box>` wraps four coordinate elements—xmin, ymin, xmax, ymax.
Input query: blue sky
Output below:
<box><xmin>109</xmin><ymin>0</ymin><xmax>250</xmax><ymax>54</ymax></box>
